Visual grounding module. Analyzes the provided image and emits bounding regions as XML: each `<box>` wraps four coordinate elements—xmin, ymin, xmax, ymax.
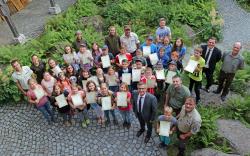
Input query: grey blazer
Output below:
<box><xmin>132</xmin><ymin>91</ymin><xmax>157</xmax><ymax>122</ymax></box>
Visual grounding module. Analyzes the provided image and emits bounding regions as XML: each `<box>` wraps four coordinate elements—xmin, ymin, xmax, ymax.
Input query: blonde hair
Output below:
<box><xmin>164</xmin><ymin>106</ymin><xmax>173</xmax><ymax>113</ymax></box>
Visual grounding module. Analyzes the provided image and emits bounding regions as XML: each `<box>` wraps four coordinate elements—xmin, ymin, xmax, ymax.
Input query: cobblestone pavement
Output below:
<box><xmin>216</xmin><ymin>0</ymin><xmax>250</xmax><ymax>50</ymax></box>
<box><xmin>0</xmin><ymin>0</ymin><xmax>76</xmax><ymax>45</ymax></box>
<box><xmin>0</xmin><ymin>103</ymin><xmax>164</xmax><ymax>156</ymax></box>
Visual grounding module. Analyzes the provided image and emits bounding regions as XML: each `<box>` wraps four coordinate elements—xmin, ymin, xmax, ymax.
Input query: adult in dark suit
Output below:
<box><xmin>132</xmin><ymin>82</ymin><xmax>157</xmax><ymax>143</ymax></box>
<box><xmin>201</xmin><ymin>37</ymin><xmax>222</xmax><ymax>92</ymax></box>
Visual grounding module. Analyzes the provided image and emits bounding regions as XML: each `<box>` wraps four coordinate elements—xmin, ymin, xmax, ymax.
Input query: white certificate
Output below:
<box><xmin>184</xmin><ymin>60</ymin><xmax>198</xmax><ymax>73</ymax></box>
<box><xmin>165</xmin><ymin>71</ymin><xmax>177</xmax><ymax>84</ymax></box>
<box><xmin>82</xmin><ymin>80</ymin><xmax>87</xmax><ymax>90</ymax></box>
<box><xmin>86</xmin><ymin>92</ymin><xmax>97</xmax><ymax>104</ymax></box>
<box><xmin>122</xmin><ymin>73</ymin><xmax>131</xmax><ymax>85</ymax></box>
<box><xmin>146</xmin><ymin>79</ymin><xmax>156</xmax><ymax>88</ymax></box>
<box><xmin>101</xmin><ymin>96</ymin><xmax>112</xmax><ymax>110</ymax></box>
<box><xmin>159</xmin><ymin>121</ymin><xmax>170</xmax><ymax>137</ymax></box>
<box><xmin>34</xmin><ymin>87</ymin><xmax>45</xmax><ymax>101</ymax></box>
<box><xmin>155</xmin><ymin>69</ymin><xmax>165</xmax><ymax>80</ymax></box>
<box><xmin>118</xmin><ymin>54</ymin><xmax>127</xmax><ymax>64</ymax></box>
<box><xmin>132</xmin><ymin>69</ymin><xmax>141</xmax><ymax>82</ymax></box>
<box><xmin>71</xmin><ymin>93</ymin><xmax>84</xmax><ymax>106</ymax></box>
<box><xmin>63</xmin><ymin>54</ymin><xmax>74</xmax><ymax>64</ymax></box>
<box><xmin>101</xmin><ymin>55</ymin><xmax>111</xmax><ymax>68</ymax></box>
<box><xmin>143</xmin><ymin>46</ymin><xmax>151</xmax><ymax>57</ymax></box>
<box><xmin>117</xmin><ymin>92</ymin><xmax>127</xmax><ymax>107</ymax></box>
<box><xmin>55</xmin><ymin>94</ymin><xmax>68</xmax><ymax>108</ymax></box>
<box><xmin>106</xmin><ymin>75</ymin><xmax>118</xmax><ymax>86</ymax></box>
<box><xmin>81</xmin><ymin>56</ymin><xmax>90</xmax><ymax>64</ymax></box>
<box><xmin>149</xmin><ymin>53</ymin><xmax>159</xmax><ymax>65</ymax></box>
<box><xmin>52</xmin><ymin>66</ymin><xmax>62</xmax><ymax>77</ymax></box>
<box><xmin>87</xmin><ymin>76</ymin><xmax>99</xmax><ymax>87</ymax></box>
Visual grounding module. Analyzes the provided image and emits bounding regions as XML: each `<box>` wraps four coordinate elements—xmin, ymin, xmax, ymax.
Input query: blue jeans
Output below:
<box><xmin>120</xmin><ymin>110</ymin><xmax>131</xmax><ymax>124</ymax></box>
<box><xmin>90</xmin><ymin>103</ymin><xmax>103</xmax><ymax>118</ymax></box>
<box><xmin>104</xmin><ymin>110</ymin><xmax>116</xmax><ymax>122</ymax></box>
<box><xmin>37</xmin><ymin>101</ymin><xmax>54</xmax><ymax>122</ymax></box>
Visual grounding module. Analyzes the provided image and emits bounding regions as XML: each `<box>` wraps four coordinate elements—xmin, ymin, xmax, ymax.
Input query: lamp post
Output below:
<box><xmin>48</xmin><ymin>0</ymin><xmax>61</xmax><ymax>15</ymax></box>
<box><xmin>0</xmin><ymin>0</ymin><xmax>26</xmax><ymax>44</ymax></box>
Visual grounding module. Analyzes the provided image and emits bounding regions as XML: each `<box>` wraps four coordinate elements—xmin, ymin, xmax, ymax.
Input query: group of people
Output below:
<box><xmin>11</xmin><ymin>18</ymin><xmax>244</xmax><ymax>156</ymax></box>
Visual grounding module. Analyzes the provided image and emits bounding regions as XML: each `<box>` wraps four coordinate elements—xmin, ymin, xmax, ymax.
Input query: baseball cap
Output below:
<box><xmin>102</xmin><ymin>45</ymin><xmax>108</xmax><ymax>49</ymax></box>
<box><xmin>168</xmin><ymin>60</ymin><xmax>177</xmax><ymax>66</ymax></box>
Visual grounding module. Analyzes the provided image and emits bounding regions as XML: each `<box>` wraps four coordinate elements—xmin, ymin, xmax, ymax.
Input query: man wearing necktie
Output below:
<box><xmin>201</xmin><ymin>37</ymin><xmax>222</xmax><ymax>92</ymax></box>
<box><xmin>132</xmin><ymin>82</ymin><xmax>157</xmax><ymax>143</ymax></box>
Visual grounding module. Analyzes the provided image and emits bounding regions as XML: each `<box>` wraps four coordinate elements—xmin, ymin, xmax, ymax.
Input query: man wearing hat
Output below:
<box><xmin>72</xmin><ymin>30</ymin><xmax>88</xmax><ymax>52</ymax></box>
<box><xmin>120</xmin><ymin>25</ymin><xmax>140</xmax><ymax>56</ymax></box>
<box><xmin>97</xmin><ymin>45</ymin><xmax>115</xmax><ymax>73</ymax></box>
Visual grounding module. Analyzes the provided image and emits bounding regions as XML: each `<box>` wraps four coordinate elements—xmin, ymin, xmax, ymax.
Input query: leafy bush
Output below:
<box><xmin>101</xmin><ymin>0</ymin><xmax>222</xmax><ymax>42</ymax></box>
<box><xmin>0</xmin><ymin>0</ymin><xmax>100</xmax><ymax>104</ymax></box>
<box><xmin>190</xmin><ymin>105</ymin><xmax>233</xmax><ymax>153</ymax></box>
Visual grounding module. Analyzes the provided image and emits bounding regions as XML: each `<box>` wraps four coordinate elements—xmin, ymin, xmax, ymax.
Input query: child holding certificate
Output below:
<box><xmin>97</xmin><ymin>83</ymin><xmax>118</xmax><ymax>126</ymax></box>
<box><xmin>77</xmin><ymin>43</ymin><xmax>94</xmax><ymax>72</ymax></box>
<box><xmin>140</xmin><ymin>67</ymin><xmax>157</xmax><ymax>94</ymax></box>
<box><xmin>164</xmin><ymin>61</ymin><xmax>181</xmax><ymax>91</ymax></box>
<box><xmin>57</xmin><ymin>72</ymin><xmax>72</xmax><ymax>97</ymax></box>
<box><xmin>188</xmin><ymin>48</ymin><xmax>205</xmax><ymax>104</ymax></box>
<box><xmin>115</xmin><ymin>46</ymin><xmax>132</xmax><ymax>68</ymax></box>
<box><xmin>105</xmin><ymin>66</ymin><xmax>119</xmax><ymax>93</ymax></box>
<box><xmin>50</xmin><ymin>84</ymin><xmax>72</xmax><ymax>126</ymax></box>
<box><xmin>86</xmin><ymin>80</ymin><xmax>104</xmax><ymax>125</ymax></box>
<box><xmin>63</xmin><ymin>45</ymin><xmax>79</xmax><ymax>71</ymax></box>
<box><xmin>132</xmin><ymin>49</ymin><xmax>147</xmax><ymax>67</ymax></box>
<box><xmin>48</xmin><ymin>58</ymin><xmax>63</xmax><ymax>78</ymax></box>
<box><xmin>156</xmin><ymin>106</ymin><xmax>177</xmax><ymax>148</ymax></box>
<box><xmin>97</xmin><ymin>45</ymin><xmax>115</xmax><ymax>73</ymax></box>
<box><xmin>65</xmin><ymin>64</ymin><xmax>79</xmax><ymax>84</ymax></box>
<box><xmin>41</xmin><ymin>72</ymin><xmax>57</xmax><ymax>97</ymax></box>
<box><xmin>27</xmin><ymin>78</ymin><xmax>55</xmax><ymax>125</ymax></box>
<box><xmin>96</xmin><ymin>68</ymin><xmax>106</xmax><ymax>85</ymax></box>
<box><xmin>118</xmin><ymin>59</ymin><xmax>132</xmax><ymax>91</ymax></box>
<box><xmin>68</xmin><ymin>83</ymin><xmax>90</xmax><ymax>128</ymax></box>
<box><xmin>77</xmin><ymin>69</ymin><xmax>91</xmax><ymax>90</ymax></box>
<box><xmin>116</xmin><ymin>83</ymin><xmax>132</xmax><ymax>129</ymax></box>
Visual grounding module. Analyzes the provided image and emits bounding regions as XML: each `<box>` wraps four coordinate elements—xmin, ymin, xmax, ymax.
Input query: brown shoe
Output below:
<box><xmin>64</xmin><ymin>121</ymin><xmax>71</xmax><ymax>127</ymax></box>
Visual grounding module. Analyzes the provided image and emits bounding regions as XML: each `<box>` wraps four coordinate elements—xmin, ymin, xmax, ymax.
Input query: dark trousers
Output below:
<box><xmin>137</xmin><ymin>113</ymin><xmax>152</xmax><ymax>137</ymax></box>
<box><xmin>203</xmin><ymin>67</ymin><xmax>214</xmax><ymax>89</ymax></box>
<box><xmin>177</xmin><ymin>130</ymin><xmax>190</xmax><ymax>156</ymax></box>
<box><xmin>217</xmin><ymin>70</ymin><xmax>235</xmax><ymax>96</ymax></box>
<box><xmin>189</xmin><ymin>78</ymin><xmax>202</xmax><ymax>102</ymax></box>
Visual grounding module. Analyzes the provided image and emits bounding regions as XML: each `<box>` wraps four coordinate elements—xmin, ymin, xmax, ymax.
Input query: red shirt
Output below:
<box><xmin>116</xmin><ymin>91</ymin><xmax>132</xmax><ymax>111</ymax></box>
<box><xmin>140</xmin><ymin>75</ymin><xmax>156</xmax><ymax>94</ymax></box>
<box><xmin>115</xmin><ymin>53</ymin><xmax>132</xmax><ymax>64</ymax></box>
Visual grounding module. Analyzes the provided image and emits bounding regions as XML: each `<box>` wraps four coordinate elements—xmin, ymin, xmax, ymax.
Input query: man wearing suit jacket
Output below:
<box><xmin>201</xmin><ymin>37</ymin><xmax>222</xmax><ymax>92</ymax></box>
<box><xmin>132</xmin><ymin>82</ymin><xmax>157</xmax><ymax>143</ymax></box>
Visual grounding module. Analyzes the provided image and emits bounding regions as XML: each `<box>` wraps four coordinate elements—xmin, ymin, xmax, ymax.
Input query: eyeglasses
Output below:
<box><xmin>138</xmin><ymin>88</ymin><xmax>146</xmax><ymax>90</ymax></box>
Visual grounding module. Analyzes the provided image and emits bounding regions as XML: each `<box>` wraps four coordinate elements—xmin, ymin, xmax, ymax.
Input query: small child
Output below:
<box><xmin>68</xmin><ymin>83</ymin><xmax>90</xmax><ymax>128</ymax></box>
<box><xmin>78</xmin><ymin>69</ymin><xmax>91</xmax><ymax>89</ymax></box>
<box><xmin>105</xmin><ymin>66</ymin><xmax>120</xmax><ymax>93</ymax></box>
<box><xmin>131</xmin><ymin>59</ymin><xmax>145</xmax><ymax>90</ymax></box>
<box><xmin>97</xmin><ymin>45</ymin><xmax>115</xmax><ymax>73</ymax></box>
<box><xmin>96</xmin><ymin>67</ymin><xmax>106</xmax><ymax>85</ymax></box>
<box><xmin>188</xmin><ymin>47</ymin><xmax>205</xmax><ymax>104</ymax></box>
<box><xmin>77</xmin><ymin>43</ymin><xmax>94</xmax><ymax>72</ymax></box>
<box><xmin>57</xmin><ymin>72</ymin><xmax>72</xmax><ymax>97</ymax></box>
<box><xmin>164</xmin><ymin>61</ymin><xmax>181</xmax><ymax>91</ymax></box>
<box><xmin>132</xmin><ymin>49</ymin><xmax>147</xmax><ymax>67</ymax></box>
<box><xmin>48</xmin><ymin>58</ymin><xmax>63</xmax><ymax>78</ymax></box>
<box><xmin>156</xmin><ymin>106</ymin><xmax>177</xmax><ymax>148</ymax></box>
<box><xmin>116</xmin><ymin>83</ymin><xmax>132</xmax><ymax>129</ymax></box>
<box><xmin>98</xmin><ymin>83</ymin><xmax>118</xmax><ymax>126</ymax></box>
<box><xmin>140</xmin><ymin>67</ymin><xmax>157</xmax><ymax>94</ymax></box>
<box><xmin>167</xmin><ymin>51</ymin><xmax>183</xmax><ymax>72</ymax></box>
<box><xmin>115</xmin><ymin>45</ymin><xmax>132</xmax><ymax>68</ymax></box>
<box><xmin>86</xmin><ymin>80</ymin><xmax>104</xmax><ymax>125</ymax></box>
<box><xmin>118</xmin><ymin>59</ymin><xmax>132</xmax><ymax>91</ymax></box>
<box><xmin>50</xmin><ymin>84</ymin><xmax>72</xmax><ymax>126</ymax></box>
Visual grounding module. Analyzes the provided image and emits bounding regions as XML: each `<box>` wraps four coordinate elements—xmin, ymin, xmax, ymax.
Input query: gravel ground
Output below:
<box><xmin>0</xmin><ymin>0</ymin><xmax>76</xmax><ymax>45</ymax></box>
<box><xmin>216</xmin><ymin>0</ymin><xmax>250</xmax><ymax>51</ymax></box>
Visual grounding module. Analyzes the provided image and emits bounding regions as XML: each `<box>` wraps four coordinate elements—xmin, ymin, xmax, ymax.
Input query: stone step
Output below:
<box><xmin>217</xmin><ymin>119</ymin><xmax>250</xmax><ymax>155</ymax></box>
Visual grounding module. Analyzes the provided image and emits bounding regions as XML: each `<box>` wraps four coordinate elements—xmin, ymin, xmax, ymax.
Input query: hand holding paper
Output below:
<box><xmin>159</xmin><ymin>121</ymin><xmax>170</xmax><ymax>137</ymax></box>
